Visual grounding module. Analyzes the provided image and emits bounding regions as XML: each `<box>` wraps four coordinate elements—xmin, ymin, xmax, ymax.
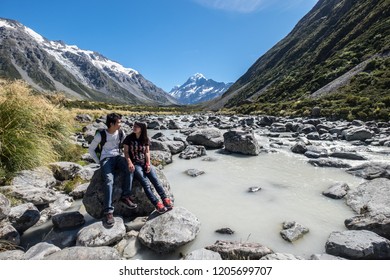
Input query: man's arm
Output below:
<box><xmin>88</xmin><ymin>132</ymin><xmax>101</xmax><ymax>164</ymax></box>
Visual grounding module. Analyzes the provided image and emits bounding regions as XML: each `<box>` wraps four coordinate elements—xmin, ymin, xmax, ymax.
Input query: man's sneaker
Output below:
<box><xmin>163</xmin><ymin>198</ymin><xmax>173</xmax><ymax>210</ymax></box>
<box><xmin>120</xmin><ymin>196</ymin><xmax>137</xmax><ymax>209</ymax></box>
<box><xmin>155</xmin><ymin>201</ymin><xmax>167</xmax><ymax>214</ymax></box>
<box><xmin>104</xmin><ymin>213</ymin><xmax>115</xmax><ymax>227</ymax></box>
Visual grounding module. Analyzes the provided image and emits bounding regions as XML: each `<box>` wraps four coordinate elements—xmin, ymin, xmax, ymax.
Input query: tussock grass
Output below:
<box><xmin>0</xmin><ymin>240</ymin><xmax>24</xmax><ymax>253</ymax></box>
<box><xmin>0</xmin><ymin>80</ymin><xmax>74</xmax><ymax>178</ymax></box>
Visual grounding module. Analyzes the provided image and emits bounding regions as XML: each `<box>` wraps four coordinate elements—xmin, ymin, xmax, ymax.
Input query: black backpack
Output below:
<box><xmin>94</xmin><ymin>129</ymin><xmax>125</xmax><ymax>159</ymax></box>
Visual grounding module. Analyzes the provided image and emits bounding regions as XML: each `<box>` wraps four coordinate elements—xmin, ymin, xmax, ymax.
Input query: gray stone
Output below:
<box><xmin>44</xmin><ymin>246</ymin><xmax>121</xmax><ymax>260</ymax></box>
<box><xmin>166</xmin><ymin>141</ymin><xmax>186</xmax><ymax>154</ymax></box>
<box><xmin>138</xmin><ymin>207</ymin><xmax>201</xmax><ymax>254</ymax></box>
<box><xmin>183</xmin><ymin>248</ymin><xmax>222</xmax><ymax>260</ymax></box>
<box><xmin>261</xmin><ymin>253</ymin><xmax>305</xmax><ymax>260</ymax></box>
<box><xmin>307</xmin><ymin>132</ymin><xmax>320</xmax><ymax>140</ymax></box>
<box><xmin>76</xmin><ymin>164</ymin><xmax>100</xmax><ymax>181</ymax></box>
<box><xmin>2</xmin><ymin>185</ymin><xmax>58</xmax><ymax>206</ymax></box>
<box><xmin>329</xmin><ymin>152</ymin><xmax>367</xmax><ymax>161</ymax></box>
<box><xmin>52</xmin><ymin>211</ymin><xmax>85</xmax><ymax>229</ymax></box>
<box><xmin>179</xmin><ymin>145</ymin><xmax>207</xmax><ymax>159</ymax></box>
<box><xmin>81</xmin><ymin>153</ymin><xmax>95</xmax><ymax>163</ymax></box>
<box><xmin>115</xmin><ymin>231</ymin><xmax>142</xmax><ymax>259</ymax></box>
<box><xmin>148</xmin><ymin>120</ymin><xmax>162</xmax><ymax>129</ymax></box>
<box><xmin>270</xmin><ymin>123</ymin><xmax>286</xmax><ymax>133</ymax></box>
<box><xmin>280</xmin><ymin>221</ymin><xmax>309</xmax><ymax>242</ymax></box>
<box><xmin>8</xmin><ymin>203</ymin><xmax>40</xmax><ymax>233</ymax></box>
<box><xmin>223</xmin><ymin>130</ymin><xmax>261</xmax><ymax>156</ymax></box>
<box><xmin>298</xmin><ymin>124</ymin><xmax>317</xmax><ymax>134</ymax></box>
<box><xmin>186</xmin><ymin>128</ymin><xmax>224</xmax><ymax>149</ymax></box>
<box><xmin>310</xmin><ymin>254</ymin><xmax>346</xmax><ymax>260</ymax></box>
<box><xmin>150</xmin><ymin>150</ymin><xmax>173</xmax><ymax>165</ymax></box>
<box><xmin>202</xmin><ymin>157</ymin><xmax>218</xmax><ymax>162</ymax></box>
<box><xmin>346</xmin><ymin>178</ymin><xmax>390</xmax><ymax>216</ymax></box>
<box><xmin>205</xmin><ymin>240</ymin><xmax>273</xmax><ymax>260</ymax></box>
<box><xmin>308</xmin><ymin>159</ymin><xmax>351</xmax><ymax>168</ymax></box>
<box><xmin>346</xmin><ymin>163</ymin><xmax>390</xmax><ymax>179</ymax></box>
<box><xmin>216</xmin><ymin>228</ymin><xmax>235</xmax><ymax>234</ymax></box>
<box><xmin>0</xmin><ymin>220</ymin><xmax>20</xmax><ymax>245</ymax></box>
<box><xmin>168</xmin><ymin>120</ymin><xmax>181</xmax><ymax>129</ymax></box>
<box><xmin>291</xmin><ymin>142</ymin><xmax>307</xmax><ymax>154</ymax></box>
<box><xmin>325</xmin><ymin>230</ymin><xmax>390</xmax><ymax>259</ymax></box>
<box><xmin>345</xmin><ymin>214</ymin><xmax>390</xmax><ymax>239</ymax></box>
<box><xmin>150</xmin><ymin>139</ymin><xmax>171</xmax><ymax>152</ymax></box>
<box><xmin>248</xmin><ymin>186</ymin><xmax>262</xmax><ymax>193</ymax></box>
<box><xmin>37</xmin><ymin>194</ymin><xmax>73</xmax><ymax>225</ymax></box>
<box><xmin>304</xmin><ymin>151</ymin><xmax>321</xmax><ymax>158</ymax></box>
<box><xmin>352</xmin><ymin>120</ymin><xmax>365</xmax><ymax>127</ymax></box>
<box><xmin>43</xmin><ymin>227</ymin><xmax>79</xmax><ymax>249</ymax></box>
<box><xmin>76</xmin><ymin>217</ymin><xmax>126</xmax><ymax>247</ymax></box>
<box><xmin>185</xmin><ymin>169</ymin><xmax>205</xmax><ymax>177</ymax></box>
<box><xmin>0</xmin><ymin>193</ymin><xmax>10</xmax><ymax>221</ymax></box>
<box><xmin>125</xmin><ymin>216</ymin><xmax>148</xmax><ymax>232</ymax></box>
<box><xmin>23</xmin><ymin>242</ymin><xmax>61</xmax><ymax>260</ymax></box>
<box><xmin>83</xmin><ymin>167</ymin><xmax>173</xmax><ymax>219</ymax></box>
<box><xmin>49</xmin><ymin>162</ymin><xmax>83</xmax><ymax>181</ymax></box>
<box><xmin>69</xmin><ymin>183</ymin><xmax>89</xmax><ymax>199</ymax></box>
<box><xmin>342</xmin><ymin>127</ymin><xmax>372</xmax><ymax>141</ymax></box>
<box><xmin>311</xmin><ymin>107</ymin><xmax>321</xmax><ymax>117</ymax></box>
<box><xmin>0</xmin><ymin>250</ymin><xmax>25</xmax><ymax>260</ymax></box>
<box><xmin>322</xmin><ymin>182</ymin><xmax>350</xmax><ymax>199</ymax></box>
<box><xmin>11</xmin><ymin>167</ymin><xmax>57</xmax><ymax>189</ymax></box>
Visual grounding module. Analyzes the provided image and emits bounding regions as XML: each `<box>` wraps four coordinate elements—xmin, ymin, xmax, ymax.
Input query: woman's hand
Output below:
<box><xmin>128</xmin><ymin>163</ymin><xmax>135</xmax><ymax>173</ymax></box>
<box><xmin>145</xmin><ymin>164</ymin><xmax>151</xmax><ymax>173</ymax></box>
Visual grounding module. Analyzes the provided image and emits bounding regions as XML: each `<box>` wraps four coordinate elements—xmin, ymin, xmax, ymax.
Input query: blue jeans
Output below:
<box><xmin>134</xmin><ymin>164</ymin><xmax>167</xmax><ymax>206</ymax></box>
<box><xmin>100</xmin><ymin>156</ymin><xmax>133</xmax><ymax>214</ymax></box>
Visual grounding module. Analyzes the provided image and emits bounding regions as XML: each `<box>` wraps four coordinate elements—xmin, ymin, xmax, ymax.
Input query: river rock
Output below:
<box><xmin>280</xmin><ymin>221</ymin><xmax>309</xmax><ymax>242</ymax></box>
<box><xmin>183</xmin><ymin>248</ymin><xmax>222</xmax><ymax>260</ymax></box>
<box><xmin>304</xmin><ymin>151</ymin><xmax>322</xmax><ymax>158</ymax></box>
<box><xmin>166</xmin><ymin>141</ymin><xmax>186</xmax><ymax>154</ymax></box>
<box><xmin>138</xmin><ymin>207</ymin><xmax>201</xmax><ymax>254</ymax></box>
<box><xmin>325</xmin><ymin>230</ymin><xmax>390</xmax><ymax>259</ymax></box>
<box><xmin>75</xmin><ymin>113</ymin><xmax>92</xmax><ymax>122</ymax></box>
<box><xmin>346</xmin><ymin>162</ymin><xmax>390</xmax><ymax>179</ymax></box>
<box><xmin>49</xmin><ymin>162</ymin><xmax>83</xmax><ymax>181</ymax></box>
<box><xmin>150</xmin><ymin>150</ymin><xmax>173</xmax><ymax>165</ymax></box>
<box><xmin>0</xmin><ymin>250</ymin><xmax>25</xmax><ymax>260</ymax></box>
<box><xmin>69</xmin><ymin>183</ymin><xmax>89</xmax><ymax>199</ymax></box>
<box><xmin>186</xmin><ymin>128</ymin><xmax>224</xmax><ymax>149</ymax></box>
<box><xmin>179</xmin><ymin>145</ymin><xmax>207</xmax><ymax>159</ymax></box>
<box><xmin>0</xmin><ymin>220</ymin><xmax>20</xmax><ymax>245</ymax></box>
<box><xmin>346</xmin><ymin>178</ymin><xmax>390</xmax><ymax>215</ymax></box>
<box><xmin>0</xmin><ymin>193</ymin><xmax>10</xmax><ymax>221</ymax></box>
<box><xmin>37</xmin><ymin>194</ymin><xmax>73</xmax><ymax>225</ymax></box>
<box><xmin>8</xmin><ymin>203</ymin><xmax>40</xmax><ymax>233</ymax></box>
<box><xmin>148</xmin><ymin>120</ymin><xmax>162</xmax><ymax>129</ymax></box>
<box><xmin>307</xmin><ymin>132</ymin><xmax>320</xmax><ymax>140</ymax></box>
<box><xmin>76</xmin><ymin>163</ymin><xmax>100</xmax><ymax>181</ymax></box>
<box><xmin>83</xmin><ymin>167</ymin><xmax>173</xmax><ymax>219</ymax></box>
<box><xmin>291</xmin><ymin>142</ymin><xmax>307</xmax><ymax>154</ymax></box>
<box><xmin>11</xmin><ymin>167</ymin><xmax>57</xmax><ymax>188</ymax></box>
<box><xmin>150</xmin><ymin>139</ymin><xmax>171</xmax><ymax>152</ymax></box>
<box><xmin>345</xmin><ymin>214</ymin><xmax>390</xmax><ymax>239</ymax></box>
<box><xmin>310</xmin><ymin>254</ymin><xmax>346</xmax><ymax>260</ymax></box>
<box><xmin>248</xmin><ymin>186</ymin><xmax>262</xmax><ymax>193</ymax></box>
<box><xmin>3</xmin><ymin>184</ymin><xmax>58</xmax><ymax>206</ymax></box>
<box><xmin>322</xmin><ymin>182</ymin><xmax>350</xmax><ymax>199</ymax></box>
<box><xmin>44</xmin><ymin>246</ymin><xmax>121</xmax><ymax>260</ymax></box>
<box><xmin>115</xmin><ymin>231</ymin><xmax>142</xmax><ymax>259</ymax></box>
<box><xmin>308</xmin><ymin>159</ymin><xmax>351</xmax><ymax>168</ymax></box>
<box><xmin>23</xmin><ymin>242</ymin><xmax>61</xmax><ymax>260</ymax></box>
<box><xmin>76</xmin><ymin>217</ymin><xmax>126</xmax><ymax>247</ymax></box>
<box><xmin>185</xmin><ymin>169</ymin><xmax>205</xmax><ymax>177</ymax></box>
<box><xmin>223</xmin><ymin>130</ymin><xmax>261</xmax><ymax>156</ymax></box>
<box><xmin>260</xmin><ymin>253</ymin><xmax>305</xmax><ymax>260</ymax></box>
<box><xmin>298</xmin><ymin>124</ymin><xmax>317</xmax><ymax>134</ymax></box>
<box><xmin>342</xmin><ymin>127</ymin><xmax>372</xmax><ymax>141</ymax></box>
<box><xmin>52</xmin><ymin>211</ymin><xmax>85</xmax><ymax>229</ymax></box>
<box><xmin>329</xmin><ymin>152</ymin><xmax>367</xmax><ymax>161</ymax></box>
<box><xmin>124</xmin><ymin>216</ymin><xmax>148</xmax><ymax>231</ymax></box>
<box><xmin>168</xmin><ymin>120</ymin><xmax>181</xmax><ymax>129</ymax></box>
<box><xmin>215</xmin><ymin>228</ymin><xmax>235</xmax><ymax>234</ymax></box>
<box><xmin>205</xmin><ymin>240</ymin><xmax>273</xmax><ymax>260</ymax></box>
<box><xmin>43</xmin><ymin>227</ymin><xmax>79</xmax><ymax>248</ymax></box>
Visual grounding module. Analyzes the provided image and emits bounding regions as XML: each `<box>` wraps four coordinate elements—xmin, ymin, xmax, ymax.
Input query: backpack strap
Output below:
<box><xmin>118</xmin><ymin>129</ymin><xmax>124</xmax><ymax>149</ymax></box>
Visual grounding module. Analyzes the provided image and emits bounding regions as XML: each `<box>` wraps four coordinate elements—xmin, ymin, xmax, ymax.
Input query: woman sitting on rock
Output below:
<box><xmin>123</xmin><ymin>121</ymin><xmax>173</xmax><ymax>213</ymax></box>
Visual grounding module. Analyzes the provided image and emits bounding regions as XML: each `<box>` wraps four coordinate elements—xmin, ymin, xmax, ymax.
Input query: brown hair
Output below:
<box><xmin>134</xmin><ymin>121</ymin><xmax>149</xmax><ymax>145</ymax></box>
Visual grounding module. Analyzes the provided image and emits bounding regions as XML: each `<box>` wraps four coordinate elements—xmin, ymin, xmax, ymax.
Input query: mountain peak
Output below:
<box><xmin>190</xmin><ymin>73</ymin><xmax>206</xmax><ymax>80</ymax></box>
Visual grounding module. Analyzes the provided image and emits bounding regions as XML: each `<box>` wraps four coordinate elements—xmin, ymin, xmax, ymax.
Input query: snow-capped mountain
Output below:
<box><xmin>169</xmin><ymin>73</ymin><xmax>232</xmax><ymax>104</ymax></box>
<box><xmin>0</xmin><ymin>18</ymin><xmax>177</xmax><ymax>105</ymax></box>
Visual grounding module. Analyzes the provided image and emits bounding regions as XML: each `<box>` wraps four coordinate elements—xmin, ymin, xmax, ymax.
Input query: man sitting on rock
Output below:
<box><xmin>88</xmin><ymin>113</ymin><xmax>137</xmax><ymax>227</ymax></box>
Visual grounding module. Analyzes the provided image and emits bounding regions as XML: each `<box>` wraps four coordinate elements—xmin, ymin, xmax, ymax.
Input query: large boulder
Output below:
<box><xmin>291</xmin><ymin>142</ymin><xmax>307</xmax><ymax>154</ymax></box>
<box><xmin>308</xmin><ymin>159</ymin><xmax>351</xmax><ymax>168</ymax></box>
<box><xmin>223</xmin><ymin>130</ymin><xmax>262</xmax><ymax>156</ymax></box>
<box><xmin>346</xmin><ymin>163</ymin><xmax>390</xmax><ymax>179</ymax></box>
<box><xmin>179</xmin><ymin>145</ymin><xmax>207</xmax><ymax>159</ymax></box>
<box><xmin>150</xmin><ymin>139</ymin><xmax>171</xmax><ymax>153</ymax></box>
<box><xmin>325</xmin><ymin>230</ymin><xmax>390</xmax><ymax>259</ymax></box>
<box><xmin>83</xmin><ymin>167</ymin><xmax>173</xmax><ymax>219</ymax></box>
<box><xmin>37</xmin><ymin>194</ymin><xmax>73</xmax><ymax>225</ymax></box>
<box><xmin>322</xmin><ymin>182</ymin><xmax>350</xmax><ymax>199</ymax></box>
<box><xmin>11</xmin><ymin>167</ymin><xmax>56</xmax><ymax>188</ymax></box>
<box><xmin>76</xmin><ymin>217</ymin><xmax>126</xmax><ymax>247</ymax></box>
<box><xmin>52</xmin><ymin>211</ymin><xmax>85</xmax><ymax>229</ymax></box>
<box><xmin>186</xmin><ymin>128</ymin><xmax>224</xmax><ymax>149</ymax></box>
<box><xmin>23</xmin><ymin>242</ymin><xmax>61</xmax><ymax>260</ymax></box>
<box><xmin>260</xmin><ymin>253</ymin><xmax>305</xmax><ymax>260</ymax></box>
<box><xmin>342</xmin><ymin>127</ymin><xmax>372</xmax><ymax>141</ymax></box>
<box><xmin>44</xmin><ymin>246</ymin><xmax>121</xmax><ymax>260</ymax></box>
<box><xmin>2</xmin><ymin>185</ymin><xmax>58</xmax><ymax>206</ymax></box>
<box><xmin>8</xmin><ymin>203</ymin><xmax>40</xmax><ymax>233</ymax></box>
<box><xmin>329</xmin><ymin>152</ymin><xmax>367</xmax><ymax>161</ymax></box>
<box><xmin>69</xmin><ymin>183</ymin><xmax>89</xmax><ymax>199</ymax></box>
<box><xmin>49</xmin><ymin>162</ymin><xmax>83</xmax><ymax>181</ymax></box>
<box><xmin>138</xmin><ymin>207</ymin><xmax>201</xmax><ymax>254</ymax></box>
<box><xmin>183</xmin><ymin>248</ymin><xmax>222</xmax><ymax>260</ymax></box>
<box><xmin>166</xmin><ymin>141</ymin><xmax>186</xmax><ymax>154</ymax></box>
<box><xmin>76</xmin><ymin>164</ymin><xmax>100</xmax><ymax>181</ymax></box>
<box><xmin>205</xmin><ymin>240</ymin><xmax>273</xmax><ymax>260</ymax></box>
<box><xmin>0</xmin><ymin>250</ymin><xmax>25</xmax><ymax>260</ymax></box>
<box><xmin>114</xmin><ymin>230</ymin><xmax>142</xmax><ymax>259</ymax></box>
<box><xmin>0</xmin><ymin>220</ymin><xmax>20</xmax><ymax>245</ymax></box>
<box><xmin>345</xmin><ymin>214</ymin><xmax>390</xmax><ymax>239</ymax></box>
<box><xmin>150</xmin><ymin>150</ymin><xmax>173</xmax><ymax>165</ymax></box>
<box><xmin>0</xmin><ymin>193</ymin><xmax>10</xmax><ymax>221</ymax></box>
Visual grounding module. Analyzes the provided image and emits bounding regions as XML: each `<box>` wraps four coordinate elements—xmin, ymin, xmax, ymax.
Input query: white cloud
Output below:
<box><xmin>193</xmin><ymin>0</ymin><xmax>266</xmax><ymax>13</ymax></box>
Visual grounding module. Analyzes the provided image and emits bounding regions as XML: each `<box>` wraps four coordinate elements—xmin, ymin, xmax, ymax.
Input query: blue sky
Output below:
<box><xmin>1</xmin><ymin>0</ymin><xmax>318</xmax><ymax>92</ymax></box>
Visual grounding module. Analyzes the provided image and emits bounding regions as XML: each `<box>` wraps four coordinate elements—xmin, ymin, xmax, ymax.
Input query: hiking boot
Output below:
<box><xmin>104</xmin><ymin>213</ymin><xmax>115</xmax><ymax>227</ymax></box>
<box><xmin>163</xmin><ymin>198</ymin><xmax>173</xmax><ymax>210</ymax></box>
<box><xmin>120</xmin><ymin>196</ymin><xmax>137</xmax><ymax>209</ymax></box>
<box><xmin>155</xmin><ymin>201</ymin><xmax>167</xmax><ymax>214</ymax></box>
